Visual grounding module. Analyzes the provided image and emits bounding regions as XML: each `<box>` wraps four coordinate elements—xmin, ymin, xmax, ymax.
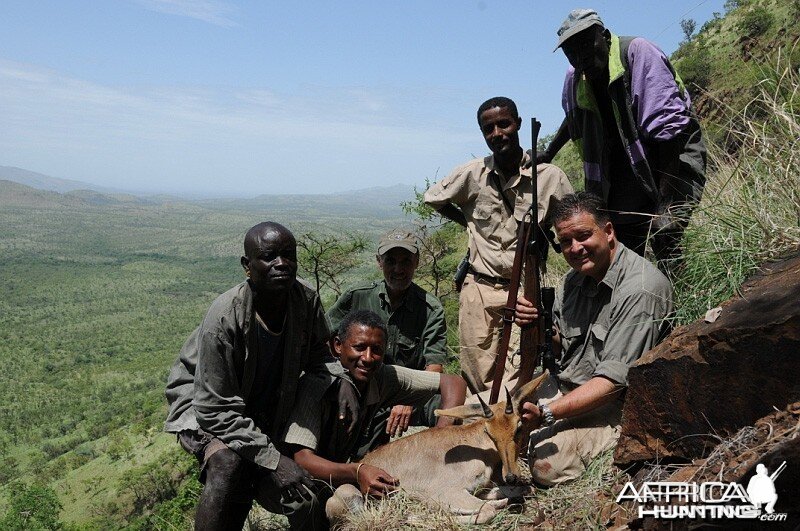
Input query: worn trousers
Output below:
<box><xmin>458</xmin><ymin>274</ymin><xmax>521</xmax><ymax>395</ymax></box>
<box><xmin>179</xmin><ymin>430</ymin><xmax>328</xmax><ymax>530</ymax></box>
<box><xmin>526</xmin><ymin>376</ymin><xmax>622</xmax><ymax>486</ymax></box>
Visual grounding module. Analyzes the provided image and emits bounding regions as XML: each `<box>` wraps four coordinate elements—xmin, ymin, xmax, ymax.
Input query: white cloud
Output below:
<box><xmin>134</xmin><ymin>0</ymin><xmax>238</xmax><ymax>27</ymax></box>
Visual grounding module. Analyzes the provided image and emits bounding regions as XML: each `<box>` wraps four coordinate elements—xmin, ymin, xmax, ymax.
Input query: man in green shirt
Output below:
<box><xmin>284</xmin><ymin>310</ymin><xmax>466</xmax><ymax>526</ymax></box>
<box><xmin>327</xmin><ymin>229</ymin><xmax>447</xmax><ymax>444</ymax></box>
<box><xmin>514</xmin><ymin>192</ymin><xmax>673</xmax><ymax>486</ymax></box>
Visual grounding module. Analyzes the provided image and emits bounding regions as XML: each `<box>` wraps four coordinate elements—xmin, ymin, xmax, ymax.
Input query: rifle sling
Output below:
<box><xmin>490</xmin><ymin>172</ymin><xmax>515</xmax><ymax>214</ymax></box>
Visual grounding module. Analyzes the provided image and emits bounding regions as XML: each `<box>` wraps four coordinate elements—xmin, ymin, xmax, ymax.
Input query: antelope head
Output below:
<box><xmin>435</xmin><ymin>371</ymin><xmax>550</xmax><ymax>485</ymax></box>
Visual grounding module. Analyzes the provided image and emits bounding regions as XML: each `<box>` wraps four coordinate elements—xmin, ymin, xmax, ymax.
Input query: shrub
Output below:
<box><xmin>0</xmin><ymin>481</ymin><xmax>63</xmax><ymax>531</ymax></box>
<box><xmin>677</xmin><ymin>43</ymin><xmax>713</xmax><ymax>92</ymax></box>
<box><xmin>0</xmin><ymin>455</ymin><xmax>19</xmax><ymax>484</ymax></box>
<box><xmin>737</xmin><ymin>6</ymin><xmax>774</xmax><ymax>37</ymax></box>
<box><xmin>724</xmin><ymin>0</ymin><xmax>743</xmax><ymax>11</ymax></box>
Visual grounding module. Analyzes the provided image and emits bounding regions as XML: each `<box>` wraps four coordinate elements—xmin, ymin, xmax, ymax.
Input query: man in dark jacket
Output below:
<box><xmin>165</xmin><ymin>221</ymin><xmax>354</xmax><ymax>530</ymax></box>
<box><xmin>539</xmin><ymin>9</ymin><xmax>706</xmax><ymax>272</ymax></box>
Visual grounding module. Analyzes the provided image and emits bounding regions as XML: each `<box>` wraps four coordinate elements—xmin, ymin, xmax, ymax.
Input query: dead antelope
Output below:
<box><xmin>326</xmin><ymin>371</ymin><xmax>549</xmax><ymax>525</ymax></box>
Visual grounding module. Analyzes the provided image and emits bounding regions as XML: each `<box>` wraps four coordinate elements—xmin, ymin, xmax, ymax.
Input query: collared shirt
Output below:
<box><xmin>423</xmin><ymin>155</ymin><xmax>573</xmax><ymax>278</ymax></box>
<box><xmin>164</xmin><ymin>279</ymin><xmax>339</xmax><ymax>470</ymax></box>
<box><xmin>283</xmin><ymin>365</ymin><xmax>441</xmax><ymax>461</ymax></box>
<box><xmin>327</xmin><ymin>281</ymin><xmax>447</xmax><ymax>369</ymax></box>
<box><xmin>554</xmin><ymin>242</ymin><xmax>673</xmax><ymax>387</ymax></box>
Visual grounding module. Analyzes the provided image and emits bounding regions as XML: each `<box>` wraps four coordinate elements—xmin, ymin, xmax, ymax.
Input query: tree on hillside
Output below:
<box><xmin>401</xmin><ymin>178</ymin><xmax>461</xmax><ymax>297</ymax></box>
<box><xmin>1</xmin><ymin>481</ymin><xmax>63</xmax><ymax>531</ymax></box>
<box><xmin>297</xmin><ymin>232</ymin><xmax>367</xmax><ymax>297</ymax></box>
<box><xmin>681</xmin><ymin>18</ymin><xmax>697</xmax><ymax>43</ymax></box>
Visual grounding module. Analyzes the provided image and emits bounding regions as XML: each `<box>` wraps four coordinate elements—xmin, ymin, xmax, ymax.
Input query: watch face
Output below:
<box><xmin>540</xmin><ymin>404</ymin><xmax>555</xmax><ymax>426</ymax></box>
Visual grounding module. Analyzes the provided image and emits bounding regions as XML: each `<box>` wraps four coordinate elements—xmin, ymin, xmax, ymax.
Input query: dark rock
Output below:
<box><xmin>615</xmin><ymin>252</ymin><xmax>800</xmax><ymax>467</ymax></box>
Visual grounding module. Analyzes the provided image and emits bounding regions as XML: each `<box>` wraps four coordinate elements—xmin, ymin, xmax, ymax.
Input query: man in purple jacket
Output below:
<box><xmin>538</xmin><ymin>9</ymin><xmax>706</xmax><ymax>273</ymax></box>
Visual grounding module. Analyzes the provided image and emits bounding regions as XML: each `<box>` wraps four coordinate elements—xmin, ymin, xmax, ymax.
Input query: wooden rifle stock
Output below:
<box><xmin>489</xmin><ymin>118</ymin><xmax>543</xmax><ymax>404</ymax></box>
<box><xmin>517</xmin><ymin>237</ymin><xmax>543</xmax><ymax>387</ymax></box>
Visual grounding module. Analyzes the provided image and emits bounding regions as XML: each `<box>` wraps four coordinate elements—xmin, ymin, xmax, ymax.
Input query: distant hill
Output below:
<box><xmin>0</xmin><ymin>179</ymin><xmax>84</xmax><ymax>208</ymax></box>
<box><xmin>0</xmin><ymin>178</ymin><xmax>414</xmax><ymax>223</ymax></box>
<box><xmin>0</xmin><ymin>179</ymin><xmax>157</xmax><ymax>208</ymax></box>
<box><xmin>0</xmin><ymin>165</ymin><xmax>124</xmax><ymax>195</ymax></box>
<box><xmin>201</xmin><ymin>183</ymin><xmax>414</xmax><ymax>220</ymax></box>
<box><xmin>0</xmin><ymin>165</ymin><xmax>415</xmax><ymax>221</ymax></box>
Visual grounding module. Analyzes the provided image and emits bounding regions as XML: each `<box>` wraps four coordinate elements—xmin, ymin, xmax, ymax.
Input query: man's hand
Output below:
<box><xmin>386</xmin><ymin>405</ymin><xmax>413</xmax><ymax>437</ymax></box>
<box><xmin>271</xmin><ymin>454</ymin><xmax>315</xmax><ymax>503</ymax></box>
<box><xmin>514</xmin><ymin>295</ymin><xmax>539</xmax><ymax>327</ymax></box>
<box><xmin>356</xmin><ymin>463</ymin><xmax>399</xmax><ymax>497</ymax></box>
<box><xmin>520</xmin><ymin>401</ymin><xmax>543</xmax><ymax>428</ymax></box>
<box><xmin>522</xmin><ymin>149</ymin><xmax>554</xmax><ymax>169</ymax></box>
<box><xmin>536</xmin><ymin>150</ymin><xmax>554</xmax><ymax>164</ymax></box>
<box><xmin>336</xmin><ymin>378</ymin><xmax>360</xmax><ymax>435</ymax></box>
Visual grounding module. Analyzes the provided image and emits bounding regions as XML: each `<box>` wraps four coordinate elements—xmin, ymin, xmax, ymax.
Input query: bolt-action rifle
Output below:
<box><xmin>489</xmin><ymin>118</ymin><xmax>559</xmax><ymax>404</ymax></box>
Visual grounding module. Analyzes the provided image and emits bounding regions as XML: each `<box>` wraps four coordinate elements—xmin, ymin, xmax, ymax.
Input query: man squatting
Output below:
<box><xmin>516</xmin><ymin>192</ymin><xmax>673</xmax><ymax>485</ymax></box>
<box><xmin>165</xmin><ymin>222</ymin><xmax>361</xmax><ymax>530</ymax></box>
<box><xmin>284</xmin><ymin>309</ymin><xmax>466</xmax><ymax>524</ymax></box>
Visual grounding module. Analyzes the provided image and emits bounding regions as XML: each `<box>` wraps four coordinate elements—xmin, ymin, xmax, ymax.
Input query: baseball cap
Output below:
<box><xmin>555</xmin><ymin>8</ymin><xmax>605</xmax><ymax>51</ymax></box>
<box><xmin>377</xmin><ymin>229</ymin><xmax>419</xmax><ymax>255</ymax></box>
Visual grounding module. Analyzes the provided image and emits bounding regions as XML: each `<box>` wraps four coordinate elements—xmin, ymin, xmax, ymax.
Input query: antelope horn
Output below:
<box><xmin>505</xmin><ymin>387</ymin><xmax>514</xmax><ymax>414</ymax></box>
<box><xmin>476</xmin><ymin>393</ymin><xmax>494</xmax><ymax>418</ymax></box>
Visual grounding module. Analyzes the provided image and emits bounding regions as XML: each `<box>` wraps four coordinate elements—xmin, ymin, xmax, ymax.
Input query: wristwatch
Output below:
<box><xmin>539</xmin><ymin>404</ymin><xmax>556</xmax><ymax>427</ymax></box>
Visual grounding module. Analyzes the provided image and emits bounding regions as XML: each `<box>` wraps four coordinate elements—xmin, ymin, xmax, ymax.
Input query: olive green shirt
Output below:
<box><xmin>164</xmin><ymin>279</ymin><xmax>339</xmax><ymax>470</ymax></box>
<box><xmin>283</xmin><ymin>365</ymin><xmax>441</xmax><ymax>461</ymax></box>
<box><xmin>327</xmin><ymin>281</ymin><xmax>447</xmax><ymax>369</ymax></box>
<box><xmin>555</xmin><ymin>243</ymin><xmax>673</xmax><ymax>387</ymax></box>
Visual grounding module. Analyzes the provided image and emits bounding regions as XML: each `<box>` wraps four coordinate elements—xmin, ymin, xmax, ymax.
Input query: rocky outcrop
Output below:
<box><xmin>615</xmin><ymin>252</ymin><xmax>800</xmax><ymax>467</ymax></box>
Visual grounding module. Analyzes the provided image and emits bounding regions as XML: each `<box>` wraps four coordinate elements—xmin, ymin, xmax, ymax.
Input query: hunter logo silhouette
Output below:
<box><xmin>746</xmin><ymin>461</ymin><xmax>786</xmax><ymax>514</ymax></box>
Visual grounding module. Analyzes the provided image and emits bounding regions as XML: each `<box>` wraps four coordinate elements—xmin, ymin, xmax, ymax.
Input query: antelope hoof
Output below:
<box><xmin>454</xmin><ymin>499</ymin><xmax>508</xmax><ymax>525</ymax></box>
<box><xmin>325</xmin><ymin>484</ymin><xmax>364</xmax><ymax>523</ymax></box>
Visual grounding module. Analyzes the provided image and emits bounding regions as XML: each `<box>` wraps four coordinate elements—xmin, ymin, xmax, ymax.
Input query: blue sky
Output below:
<box><xmin>0</xmin><ymin>1</ymin><xmax>727</xmax><ymax>197</ymax></box>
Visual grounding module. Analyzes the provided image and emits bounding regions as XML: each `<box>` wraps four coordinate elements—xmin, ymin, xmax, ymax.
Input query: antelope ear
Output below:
<box><xmin>434</xmin><ymin>403</ymin><xmax>488</xmax><ymax>420</ymax></box>
<box><xmin>511</xmin><ymin>370</ymin><xmax>550</xmax><ymax>408</ymax></box>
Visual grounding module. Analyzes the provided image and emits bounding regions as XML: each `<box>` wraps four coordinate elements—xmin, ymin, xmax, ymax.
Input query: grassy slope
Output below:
<box><xmin>672</xmin><ymin>0</ymin><xmax>800</xmax><ymax>141</ymax></box>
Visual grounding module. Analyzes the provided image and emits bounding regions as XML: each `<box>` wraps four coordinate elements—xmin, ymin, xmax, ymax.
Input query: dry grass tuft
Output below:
<box><xmin>673</xmin><ymin>50</ymin><xmax>800</xmax><ymax>324</ymax></box>
<box><xmin>333</xmin><ymin>489</ymin><xmax>462</xmax><ymax>531</ymax></box>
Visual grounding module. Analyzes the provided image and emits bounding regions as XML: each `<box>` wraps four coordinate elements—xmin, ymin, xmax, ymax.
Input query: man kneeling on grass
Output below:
<box><xmin>282</xmin><ymin>309</ymin><xmax>466</xmax><ymax>523</ymax></box>
<box><xmin>515</xmin><ymin>192</ymin><xmax>673</xmax><ymax>486</ymax></box>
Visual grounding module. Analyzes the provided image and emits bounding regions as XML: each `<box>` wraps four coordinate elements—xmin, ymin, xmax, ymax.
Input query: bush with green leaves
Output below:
<box><xmin>676</xmin><ymin>42</ymin><xmax>713</xmax><ymax>92</ymax></box>
<box><xmin>1</xmin><ymin>482</ymin><xmax>63</xmax><ymax>531</ymax></box>
<box><xmin>737</xmin><ymin>6</ymin><xmax>774</xmax><ymax>37</ymax></box>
